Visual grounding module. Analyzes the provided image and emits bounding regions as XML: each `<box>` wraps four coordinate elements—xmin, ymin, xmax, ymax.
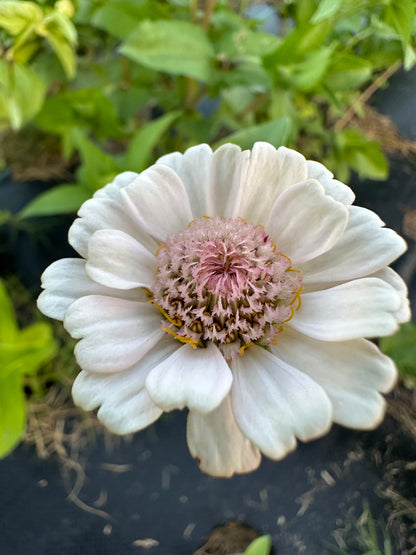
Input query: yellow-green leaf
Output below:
<box><xmin>0</xmin><ymin>59</ymin><xmax>46</xmax><ymax>129</ymax></box>
<box><xmin>0</xmin><ymin>1</ymin><xmax>42</xmax><ymax>36</ymax></box>
<box><xmin>0</xmin><ymin>371</ymin><xmax>25</xmax><ymax>458</ymax></box>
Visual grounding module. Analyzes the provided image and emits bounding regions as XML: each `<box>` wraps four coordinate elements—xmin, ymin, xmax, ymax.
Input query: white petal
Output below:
<box><xmin>64</xmin><ymin>296</ymin><xmax>164</xmax><ymax>372</ymax></box>
<box><xmin>156</xmin><ymin>144</ymin><xmax>213</xmax><ymax>218</ymax></box>
<box><xmin>186</xmin><ymin>395</ymin><xmax>261</xmax><ymax>477</ymax></box>
<box><xmin>290</xmin><ymin>278</ymin><xmax>402</xmax><ymax>341</ymax></box>
<box><xmin>37</xmin><ymin>258</ymin><xmax>144</xmax><ymax>321</ymax></box>
<box><xmin>86</xmin><ymin>230</ymin><xmax>157</xmax><ymax>289</ymax></box>
<box><xmin>307</xmin><ymin>160</ymin><xmax>355</xmax><ymax>204</ymax></box>
<box><xmin>272</xmin><ymin>326</ymin><xmax>397</xmax><ymax>429</ymax></box>
<box><xmin>265</xmin><ymin>179</ymin><xmax>348</xmax><ymax>265</ymax></box>
<box><xmin>231</xmin><ymin>346</ymin><xmax>332</xmax><ymax>460</ymax></box>
<box><xmin>205</xmin><ymin>143</ymin><xmax>250</xmax><ymax>218</ymax></box>
<box><xmin>238</xmin><ymin>144</ymin><xmax>308</xmax><ymax>224</ymax></box>
<box><xmin>303</xmin><ymin>206</ymin><xmax>407</xmax><ymax>284</ymax></box>
<box><xmin>157</xmin><ymin>143</ymin><xmax>250</xmax><ymax>219</ymax></box>
<box><xmin>146</xmin><ymin>342</ymin><xmax>232</xmax><ymax>413</ymax></box>
<box><xmin>370</xmin><ymin>267</ymin><xmax>411</xmax><ymax>324</ymax></box>
<box><xmin>94</xmin><ymin>171</ymin><xmax>139</xmax><ymax>199</ymax></box>
<box><xmin>72</xmin><ymin>335</ymin><xmax>178</xmax><ymax>434</ymax></box>
<box><xmin>120</xmin><ymin>165</ymin><xmax>193</xmax><ymax>242</ymax></box>
<box><xmin>69</xmin><ymin>176</ymin><xmax>157</xmax><ymax>258</ymax></box>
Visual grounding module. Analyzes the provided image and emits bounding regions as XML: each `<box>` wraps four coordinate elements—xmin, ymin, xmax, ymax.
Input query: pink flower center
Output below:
<box><xmin>150</xmin><ymin>217</ymin><xmax>303</xmax><ymax>359</ymax></box>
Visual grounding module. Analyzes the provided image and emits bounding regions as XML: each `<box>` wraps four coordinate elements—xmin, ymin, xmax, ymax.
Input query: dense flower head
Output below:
<box><xmin>151</xmin><ymin>216</ymin><xmax>303</xmax><ymax>359</ymax></box>
<box><xmin>37</xmin><ymin>142</ymin><xmax>410</xmax><ymax>477</ymax></box>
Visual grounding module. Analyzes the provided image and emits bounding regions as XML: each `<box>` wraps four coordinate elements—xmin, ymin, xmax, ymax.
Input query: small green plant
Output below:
<box><xmin>0</xmin><ymin>280</ymin><xmax>57</xmax><ymax>457</ymax></box>
<box><xmin>328</xmin><ymin>502</ymin><xmax>393</xmax><ymax>555</ymax></box>
<box><xmin>243</xmin><ymin>535</ymin><xmax>272</xmax><ymax>555</ymax></box>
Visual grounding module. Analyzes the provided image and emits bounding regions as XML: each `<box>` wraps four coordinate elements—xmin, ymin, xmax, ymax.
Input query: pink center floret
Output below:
<box><xmin>151</xmin><ymin>217</ymin><xmax>303</xmax><ymax>359</ymax></box>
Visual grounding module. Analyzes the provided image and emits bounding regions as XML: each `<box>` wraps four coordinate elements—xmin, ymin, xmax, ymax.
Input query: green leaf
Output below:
<box><xmin>323</xmin><ymin>54</ymin><xmax>372</xmax><ymax>91</ymax></box>
<box><xmin>279</xmin><ymin>47</ymin><xmax>333</xmax><ymax>91</ymax></box>
<box><xmin>214</xmin><ymin>117</ymin><xmax>290</xmax><ymax>150</ymax></box>
<box><xmin>36</xmin><ymin>88</ymin><xmax>120</xmax><ymax>138</ymax></box>
<box><xmin>0</xmin><ymin>283</ymin><xmax>57</xmax><ymax>458</ymax></box>
<box><xmin>0</xmin><ymin>1</ymin><xmax>42</xmax><ymax>35</ymax></box>
<box><xmin>0</xmin><ymin>281</ymin><xmax>18</xmax><ymax>342</ymax></box>
<box><xmin>120</xmin><ymin>20</ymin><xmax>215</xmax><ymax>81</ymax></box>
<box><xmin>244</xmin><ymin>535</ymin><xmax>272</xmax><ymax>555</ymax></box>
<box><xmin>311</xmin><ymin>0</ymin><xmax>342</xmax><ymax>23</ymax></box>
<box><xmin>264</xmin><ymin>20</ymin><xmax>332</xmax><ymax>67</ymax></box>
<box><xmin>71</xmin><ymin>128</ymin><xmax>120</xmax><ymax>191</ymax></box>
<box><xmin>217</xmin><ymin>27</ymin><xmax>281</xmax><ymax>58</ymax></box>
<box><xmin>336</xmin><ymin>129</ymin><xmax>388</xmax><ymax>180</ymax></box>
<box><xmin>0</xmin><ymin>323</ymin><xmax>56</xmax><ymax>378</ymax></box>
<box><xmin>0</xmin><ymin>371</ymin><xmax>25</xmax><ymax>458</ymax></box>
<box><xmin>91</xmin><ymin>0</ymin><xmax>153</xmax><ymax>39</ymax></box>
<box><xmin>17</xmin><ymin>184</ymin><xmax>91</xmax><ymax>219</ymax></box>
<box><xmin>0</xmin><ymin>59</ymin><xmax>46</xmax><ymax>129</ymax></box>
<box><xmin>43</xmin><ymin>12</ymin><xmax>77</xmax><ymax>79</ymax></box>
<box><xmin>380</xmin><ymin>322</ymin><xmax>416</xmax><ymax>385</ymax></box>
<box><xmin>404</xmin><ymin>43</ymin><xmax>416</xmax><ymax>71</ymax></box>
<box><xmin>124</xmin><ymin>111</ymin><xmax>181</xmax><ymax>172</ymax></box>
<box><xmin>384</xmin><ymin>0</ymin><xmax>415</xmax><ymax>44</ymax></box>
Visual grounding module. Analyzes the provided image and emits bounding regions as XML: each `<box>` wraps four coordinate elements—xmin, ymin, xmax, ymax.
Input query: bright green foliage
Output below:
<box><xmin>120</xmin><ymin>20</ymin><xmax>215</xmax><ymax>81</ymax></box>
<box><xmin>17</xmin><ymin>183</ymin><xmax>92</xmax><ymax>219</ymax></box>
<box><xmin>0</xmin><ymin>60</ymin><xmax>46</xmax><ymax>130</ymax></box>
<box><xmin>0</xmin><ymin>281</ymin><xmax>57</xmax><ymax>458</ymax></box>
<box><xmin>380</xmin><ymin>322</ymin><xmax>416</xmax><ymax>388</ymax></box>
<box><xmin>123</xmin><ymin>111</ymin><xmax>182</xmax><ymax>172</ymax></box>
<box><xmin>1</xmin><ymin>0</ymin><xmax>416</xmax><ymax>218</ymax></box>
<box><xmin>243</xmin><ymin>535</ymin><xmax>272</xmax><ymax>555</ymax></box>
<box><xmin>0</xmin><ymin>0</ymin><xmax>77</xmax><ymax>76</ymax></box>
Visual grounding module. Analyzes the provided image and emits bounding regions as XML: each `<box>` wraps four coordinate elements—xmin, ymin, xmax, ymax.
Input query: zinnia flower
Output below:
<box><xmin>37</xmin><ymin>142</ymin><xmax>410</xmax><ymax>477</ymax></box>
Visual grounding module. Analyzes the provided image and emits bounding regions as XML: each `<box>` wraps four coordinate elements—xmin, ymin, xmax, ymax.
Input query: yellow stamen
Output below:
<box><xmin>280</xmin><ymin>253</ymin><xmax>292</xmax><ymax>265</ymax></box>
<box><xmin>141</xmin><ymin>286</ymin><xmax>153</xmax><ymax>299</ymax></box>
<box><xmin>239</xmin><ymin>342</ymin><xmax>254</xmax><ymax>356</ymax></box>
<box><xmin>238</xmin><ymin>216</ymin><xmax>248</xmax><ymax>225</ymax></box>
<box><xmin>283</xmin><ymin>306</ymin><xmax>294</xmax><ymax>323</ymax></box>
<box><xmin>290</xmin><ymin>286</ymin><xmax>303</xmax><ymax>311</ymax></box>
<box><xmin>155</xmin><ymin>244</ymin><xmax>168</xmax><ymax>256</ymax></box>
<box><xmin>162</xmin><ymin>327</ymin><xmax>198</xmax><ymax>348</ymax></box>
<box><xmin>149</xmin><ymin>300</ymin><xmax>181</xmax><ymax>327</ymax></box>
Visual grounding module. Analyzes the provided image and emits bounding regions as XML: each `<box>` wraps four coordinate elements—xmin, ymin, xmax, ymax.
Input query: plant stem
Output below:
<box><xmin>203</xmin><ymin>0</ymin><xmax>217</xmax><ymax>31</ymax></box>
<box><xmin>335</xmin><ymin>60</ymin><xmax>402</xmax><ymax>132</ymax></box>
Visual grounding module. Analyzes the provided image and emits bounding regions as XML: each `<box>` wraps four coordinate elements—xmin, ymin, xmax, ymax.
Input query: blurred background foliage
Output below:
<box><xmin>1</xmin><ymin>0</ymin><xmax>416</xmax><ymax>458</ymax></box>
<box><xmin>0</xmin><ymin>0</ymin><xmax>415</xmax><ymax>218</ymax></box>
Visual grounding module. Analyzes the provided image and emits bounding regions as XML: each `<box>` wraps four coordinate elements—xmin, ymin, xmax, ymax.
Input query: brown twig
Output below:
<box><xmin>202</xmin><ymin>0</ymin><xmax>217</xmax><ymax>31</ymax></box>
<box><xmin>334</xmin><ymin>60</ymin><xmax>402</xmax><ymax>133</ymax></box>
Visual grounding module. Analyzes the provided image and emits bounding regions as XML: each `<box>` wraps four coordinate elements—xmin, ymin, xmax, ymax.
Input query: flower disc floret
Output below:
<box><xmin>151</xmin><ymin>216</ymin><xmax>303</xmax><ymax>359</ymax></box>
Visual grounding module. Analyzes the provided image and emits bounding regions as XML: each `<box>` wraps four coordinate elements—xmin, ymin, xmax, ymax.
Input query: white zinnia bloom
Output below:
<box><xmin>37</xmin><ymin>142</ymin><xmax>410</xmax><ymax>477</ymax></box>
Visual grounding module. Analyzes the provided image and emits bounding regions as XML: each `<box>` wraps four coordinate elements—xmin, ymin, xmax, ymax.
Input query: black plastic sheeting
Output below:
<box><xmin>1</xmin><ymin>406</ymin><xmax>414</xmax><ymax>555</ymax></box>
